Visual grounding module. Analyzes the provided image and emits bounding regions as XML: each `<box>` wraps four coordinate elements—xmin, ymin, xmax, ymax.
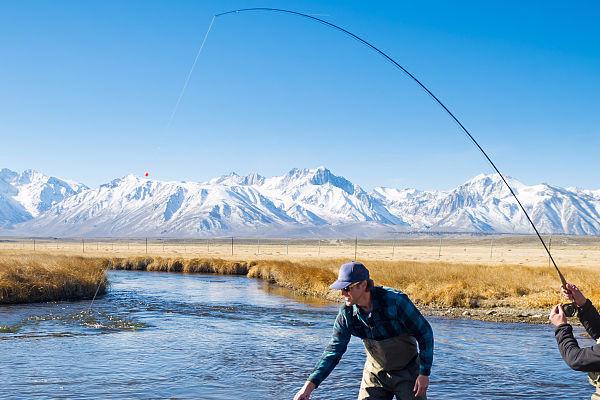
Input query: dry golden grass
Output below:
<box><xmin>2</xmin><ymin>248</ymin><xmax>598</xmax><ymax>310</ymax></box>
<box><xmin>362</xmin><ymin>260</ymin><xmax>600</xmax><ymax>309</ymax></box>
<box><xmin>108</xmin><ymin>256</ymin><xmax>251</xmax><ymax>274</ymax></box>
<box><xmin>248</xmin><ymin>260</ymin><xmax>336</xmax><ymax>298</ymax></box>
<box><xmin>0</xmin><ymin>253</ymin><xmax>108</xmax><ymax>304</ymax></box>
<box><xmin>248</xmin><ymin>258</ymin><xmax>600</xmax><ymax>309</ymax></box>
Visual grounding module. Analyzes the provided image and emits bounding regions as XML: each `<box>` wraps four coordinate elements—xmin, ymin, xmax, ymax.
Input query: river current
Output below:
<box><xmin>0</xmin><ymin>271</ymin><xmax>594</xmax><ymax>399</ymax></box>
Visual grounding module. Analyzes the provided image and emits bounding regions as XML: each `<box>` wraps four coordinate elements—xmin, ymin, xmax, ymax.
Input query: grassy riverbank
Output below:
<box><xmin>4</xmin><ymin>253</ymin><xmax>598</xmax><ymax>323</ymax></box>
<box><xmin>0</xmin><ymin>254</ymin><xmax>108</xmax><ymax>304</ymax></box>
<box><xmin>249</xmin><ymin>259</ymin><xmax>599</xmax><ymax>307</ymax></box>
<box><xmin>107</xmin><ymin>256</ymin><xmax>600</xmax><ymax>322</ymax></box>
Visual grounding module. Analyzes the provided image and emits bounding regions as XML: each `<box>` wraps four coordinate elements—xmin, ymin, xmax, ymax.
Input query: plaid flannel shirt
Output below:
<box><xmin>308</xmin><ymin>286</ymin><xmax>434</xmax><ymax>387</ymax></box>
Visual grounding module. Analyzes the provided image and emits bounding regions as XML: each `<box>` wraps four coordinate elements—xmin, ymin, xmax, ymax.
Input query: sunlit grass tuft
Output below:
<box><xmin>0</xmin><ymin>254</ymin><xmax>107</xmax><ymax>304</ymax></box>
<box><xmin>108</xmin><ymin>257</ymin><xmax>251</xmax><ymax>275</ymax></box>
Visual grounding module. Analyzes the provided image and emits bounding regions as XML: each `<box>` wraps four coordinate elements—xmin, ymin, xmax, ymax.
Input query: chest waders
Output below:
<box><xmin>358</xmin><ymin>335</ymin><xmax>426</xmax><ymax>400</ymax></box>
<box><xmin>589</xmin><ymin>339</ymin><xmax>600</xmax><ymax>400</ymax></box>
<box><xmin>588</xmin><ymin>372</ymin><xmax>600</xmax><ymax>400</ymax></box>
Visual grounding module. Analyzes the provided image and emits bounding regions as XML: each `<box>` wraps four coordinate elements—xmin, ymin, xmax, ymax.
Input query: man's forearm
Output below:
<box><xmin>555</xmin><ymin>323</ymin><xmax>600</xmax><ymax>372</ymax></box>
<box><xmin>307</xmin><ymin>320</ymin><xmax>350</xmax><ymax>387</ymax></box>
<box><xmin>307</xmin><ymin>350</ymin><xmax>343</xmax><ymax>388</ymax></box>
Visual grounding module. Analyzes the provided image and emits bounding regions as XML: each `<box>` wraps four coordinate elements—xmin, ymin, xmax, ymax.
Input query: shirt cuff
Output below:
<box><xmin>554</xmin><ymin>323</ymin><xmax>571</xmax><ymax>333</ymax></box>
<box><xmin>307</xmin><ymin>375</ymin><xmax>322</xmax><ymax>389</ymax></box>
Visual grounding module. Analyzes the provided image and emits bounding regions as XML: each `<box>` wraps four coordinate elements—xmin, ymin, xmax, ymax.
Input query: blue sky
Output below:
<box><xmin>1</xmin><ymin>1</ymin><xmax>598</xmax><ymax>190</ymax></box>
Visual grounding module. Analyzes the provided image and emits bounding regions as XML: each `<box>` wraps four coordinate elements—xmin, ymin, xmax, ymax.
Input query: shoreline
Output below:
<box><xmin>1</xmin><ymin>253</ymin><xmax>592</xmax><ymax>325</ymax></box>
<box><xmin>422</xmin><ymin>305</ymin><xmax>550</xmax><ymax>324</ymax></box>
<box><xmin>261</xmin><ymin>281</ymin><xmax>553</xmax><ymax>324</ymax></box>
<box><xmin>105</xmin><ymin>256</ymin><xmax>571</xmax><ymax>325</ymax></box>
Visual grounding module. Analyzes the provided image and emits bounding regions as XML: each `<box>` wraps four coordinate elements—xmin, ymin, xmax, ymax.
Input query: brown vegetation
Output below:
<box><xmin>2</xmin><ymin>251</ymin><xmax>598</xmax><ymax>314</ymax></box>
<box><xmin>107</xmin><ymin>256</ymin><xmax>251</xmax><ymax>275</ymax></box>
<box><xmin>248</xmin><ymin>258</ymin><xmax>600</xmax><ymax>309</ymax></box>
<box><xmin>0</xmin><ymin>254</ymin><xmax>107</xmax><ymax>304</ymax></box>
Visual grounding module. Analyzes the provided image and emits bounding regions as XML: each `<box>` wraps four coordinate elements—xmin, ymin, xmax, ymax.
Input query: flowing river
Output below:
<box><xmin>0</xmin><ymin>271</ymin><xmax>594</xmax><ymax>399</ymax></box>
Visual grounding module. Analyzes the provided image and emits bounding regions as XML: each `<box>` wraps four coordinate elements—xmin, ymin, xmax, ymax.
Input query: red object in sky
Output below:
<box><xmin>145</xmin><ymin>172</ymin><xmax>149</xmax><ymax>177</ymax></box>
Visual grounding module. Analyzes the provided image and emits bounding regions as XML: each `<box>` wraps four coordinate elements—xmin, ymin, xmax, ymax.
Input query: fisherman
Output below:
<box><xmin>293</xmin><ymin>261</ymin><xmax>433</xmax><ymax>400</ymax></box>
<box><xmin>549</xmin><ymin>282</ymin><xmax>600</xmax><ymax>399</ymax></box>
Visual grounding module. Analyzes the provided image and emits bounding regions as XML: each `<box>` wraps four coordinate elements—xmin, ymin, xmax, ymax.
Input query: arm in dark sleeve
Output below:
<box><xmin>578</xmin><ymin>299</ymin><xmax>600</xmax><ymax>340</ymax></box>
<box><xmin>555</xmin><ymin>323</ymin><xmax>600</xmax><ymax>372</ymax></box>
<box><xmin>396</xmin><ymin>294</ymin><xmax>434</xmax><ymax>376</ymax></box>
<box><xmin>307</xmin><ymin>307</ymin><xmax>352</xmax><ymax>388</ymax></box>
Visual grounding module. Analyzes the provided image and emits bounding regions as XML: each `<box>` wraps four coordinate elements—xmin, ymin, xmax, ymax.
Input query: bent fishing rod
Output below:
<box><xmin>182</xmin><ymin>7</ymin><xmax>566</xmax><ymax>286</ymax></box>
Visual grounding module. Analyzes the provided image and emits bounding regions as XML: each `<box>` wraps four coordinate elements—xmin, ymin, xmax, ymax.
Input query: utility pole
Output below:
<box><xmin>490</xmin><ymin>238</ymin><xmax>494</xmax><ymax>260</ymax></box>
<box><xmin>354</xmin><ymin>236</ymin><xmax>358</xmax><ymax>260</ymax></box>
<box><xmin>286</xmin><ymin>239</ymin><xmax>289</xmax><ymax>256</ymax></box>
<box><xmin>392</xmin><ymin>239</ymin><xmax>395</xmax><ymax>258</ymax></box>
<box><xmin>82</xmin><ymin>238</ymin><xmax>85</xmax><ymax>253</ymax></box>
<box><xmin>438</xmin><ymin>237</ymin><xmax>442</xmax><ymax>259</ymax></box>
<box><xmin>318</xmin><ymin>239</ymin><xmax>321</xmax><ymax>257</ymax></box>
<box><xmin>33</xmin><ymin>239</ymin><xmax>36</xmax><ymax>252</ymax></box>
<box><xmin>257</xmin><ymin>238</ymin><xmax>260</xmax><ymax>255</ymax></box>
<box><xmin>145</xmin><ymin>237</ymin><xmax>148</xmax><ymax>254</ymax></box>
<box><xmin>231</xmin><ymin>237</ymin><xmax>234</xmax><ymax>256</ymax></box>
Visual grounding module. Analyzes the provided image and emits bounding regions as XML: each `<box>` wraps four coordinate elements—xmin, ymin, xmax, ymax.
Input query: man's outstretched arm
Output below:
<box><xmin>293</xmin><ymin>308</ymin><xmax>351</xmax><ymax>399</ymax></box>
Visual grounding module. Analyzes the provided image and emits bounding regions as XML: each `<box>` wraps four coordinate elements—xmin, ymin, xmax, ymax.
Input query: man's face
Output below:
<box><xmin>341</xmin><ymin>281</ymin><xmax>366</xmax><ymax>306</ymax></box>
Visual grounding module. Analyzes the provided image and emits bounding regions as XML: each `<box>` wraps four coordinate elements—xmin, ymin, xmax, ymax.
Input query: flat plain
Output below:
<box><xmin>1</xmin><ymin>235</ymin><xmax>598</xmax><ymax>268</ymax></box>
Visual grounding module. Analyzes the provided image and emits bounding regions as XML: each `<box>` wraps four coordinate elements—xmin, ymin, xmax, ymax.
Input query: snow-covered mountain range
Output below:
<box><xmin>1</xmin><ymin>167</ymin><xmax>599</xmax><ymax>237</ymax></box>
<box><xmin>0</xmin><ymin>168</ymin><xmax>87</xmax><ymax>228</ymax></box>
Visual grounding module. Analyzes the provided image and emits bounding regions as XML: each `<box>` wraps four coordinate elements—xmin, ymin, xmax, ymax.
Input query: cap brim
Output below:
<box><xmin>330</xmin><ymin>280</ymin><xmax>352</xmax><ymax>290</ymax></box>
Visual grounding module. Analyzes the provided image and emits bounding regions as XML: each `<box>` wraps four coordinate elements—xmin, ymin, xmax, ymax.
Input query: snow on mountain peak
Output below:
<box><xmin>0</xmin><ymin>168</ymin><xmax>87</xmax><ymax>220</ymax></box>
<box><xmin>461</xmin><ymin>173</ymin><xmax>521</xmax><ymax>188</ymax></box>
<box><xmin>209</xmin><ymin>171</ymin><xmax>266</xmax><ymax>186</ymax></box>
<box><xmin>264</xmin><ymin>167</ymin><xmax>358</xmax><ymax>195</ymax></box>
<box><xmin>1</xmin><ymin>167</ymin><xmax>599</xmax><ymax>236</ymax></box>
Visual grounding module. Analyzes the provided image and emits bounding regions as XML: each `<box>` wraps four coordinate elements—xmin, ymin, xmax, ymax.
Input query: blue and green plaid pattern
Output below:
<box><xmin>308</xmin><ymin>286</ymin><xmax>434</xmax><ymax>387</ymax></box>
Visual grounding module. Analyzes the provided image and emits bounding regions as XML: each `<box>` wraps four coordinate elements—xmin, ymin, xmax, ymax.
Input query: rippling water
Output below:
<box><xmin>0</xmin><ymin>271</ymin><xmax>594</xmax><ymax>399</ymax></box>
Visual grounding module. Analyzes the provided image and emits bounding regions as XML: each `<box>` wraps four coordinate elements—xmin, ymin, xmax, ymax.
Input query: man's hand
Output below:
<box><xmin>549</xmin><ymin>304</ymin><xmax>568</xmax><ymax>327</ymax></box>
<box><xmin>561</xmin><ymin>283</ymin><xmax>587</xmax><ymax>307</ymax></box>
<box><xmin>293</xmin><ymin>381</ymin><xmax>315</xmax><ymax>400</ymax></box>
<box><xmin>413</xmin><ymin>374</ymin><xmax>429</xmax><ymax>397</ymax></box>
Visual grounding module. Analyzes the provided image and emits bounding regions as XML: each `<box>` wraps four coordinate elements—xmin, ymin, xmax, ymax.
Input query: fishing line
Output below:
<box><xmin>87</xmin><ymin>272</ymin><xmax>104</xmax><ymax>314</ymax></box>
<box><xmin>174</xmin><ymin>8</ymin><xmax>566</xmax><ymax>285</ymax></box>
<box><xmin>165</xmin><ymin>15</ymin><xmax>216</xmax><ymax>133</ymax></box>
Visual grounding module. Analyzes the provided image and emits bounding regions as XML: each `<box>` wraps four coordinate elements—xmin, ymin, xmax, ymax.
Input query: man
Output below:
<box><xmin>549</xmin><ymin>282</ymin><xmax>600</xmax><ymax>399</ymax></box>
<box><xmin>293</xmin><ymin>261</ymin><xmax>434</xmax><ymax>400</ymax></box>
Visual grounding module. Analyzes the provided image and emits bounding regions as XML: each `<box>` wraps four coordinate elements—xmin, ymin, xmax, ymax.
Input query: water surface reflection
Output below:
<box><xmin>0</xmin><ymin>271</ymin><xmax>593</xmax><ymax>399</ymax></box>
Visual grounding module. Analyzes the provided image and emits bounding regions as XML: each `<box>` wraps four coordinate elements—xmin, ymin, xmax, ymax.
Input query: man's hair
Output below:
<box><xmin>365</xmin><ymin>279</ymin><xmax>374</xmax><ymax>291</ymax></box>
